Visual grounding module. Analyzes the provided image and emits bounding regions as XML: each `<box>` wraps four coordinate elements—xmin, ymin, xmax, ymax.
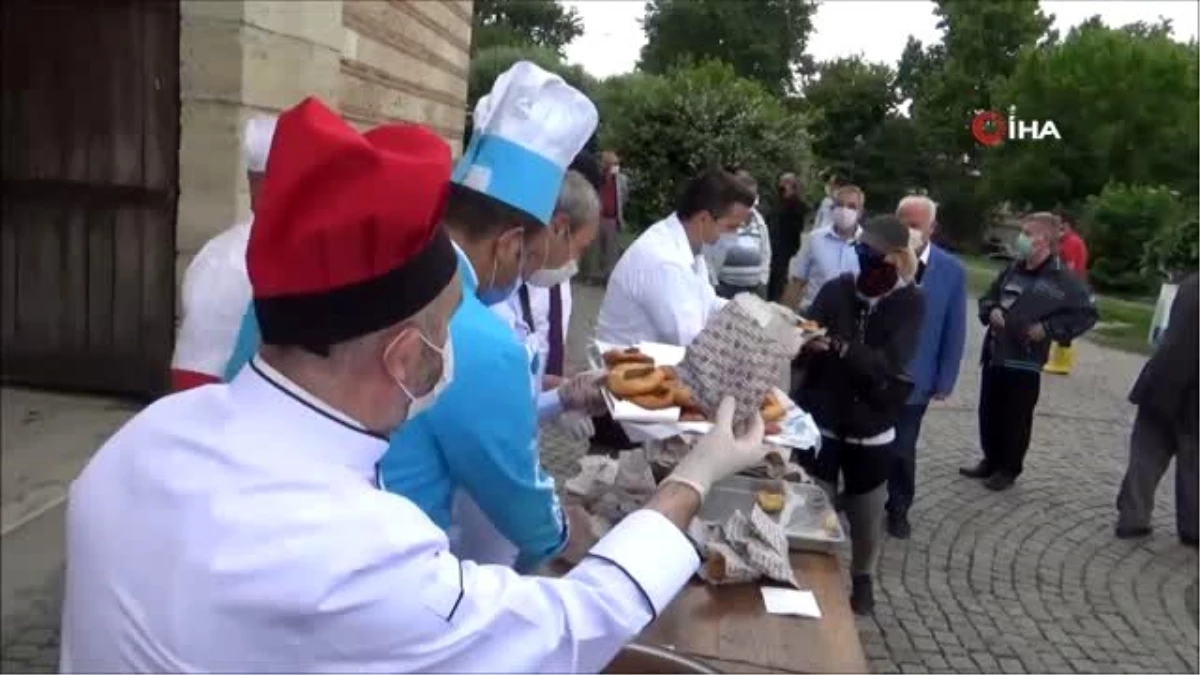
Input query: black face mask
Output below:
<box><xmin>854</xmin><ymin>241</ymin><xmax>898</xmax><ymax>297</ymax></box>
<box><xmin>857</xmin><ymin>263</ymin><xmax>899</xmax><ymax>297</ymax></box>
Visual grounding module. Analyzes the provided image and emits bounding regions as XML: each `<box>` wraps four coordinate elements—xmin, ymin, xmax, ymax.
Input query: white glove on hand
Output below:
<box><xmin>557</xmin><ymin>370</ymin><xmax>608</xmax><ymax>416</ymax></box>
<box><xmin>555</xmin><ymin>411</ymin><xmax>595</xmax><ymax>442</ymax></box>
<box><xmin>663</xmin><ymin>396</ymin><xmax>768</xmax><ymax>498</ymax></box>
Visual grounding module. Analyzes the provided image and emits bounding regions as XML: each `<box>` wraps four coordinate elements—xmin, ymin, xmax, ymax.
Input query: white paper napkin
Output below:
<box><xmin>761</xmin><ymin>587</ymin><xmax>822</xmax><ymax>618</ymax></box>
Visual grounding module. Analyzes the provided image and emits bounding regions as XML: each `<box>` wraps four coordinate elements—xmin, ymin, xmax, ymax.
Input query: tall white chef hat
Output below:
<box><xmin>243</xmin><ymin>115</ymin><xmax>278</xmax><ymax>174</ymax></box>
<box><xmin>452</xmin><ymin>61</ymin><xmax>598</xmax><ymax>226</ymax></box>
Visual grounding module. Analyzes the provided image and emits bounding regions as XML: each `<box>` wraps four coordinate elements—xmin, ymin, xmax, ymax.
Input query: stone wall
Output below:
<box><xmin>174</xmin><ymin>0</ymin><xmax>471</xmax><ymax>297</ymax></box>
<box><xmin>339</xmin><ymin>1</ymin><xmax>472</xmax><ymax>156</ymax></box>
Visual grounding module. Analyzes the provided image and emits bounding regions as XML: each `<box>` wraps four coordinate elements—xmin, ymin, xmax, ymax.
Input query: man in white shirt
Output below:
<box><xmin>780</xmin><ymin>183</ymin><xmax>866</xmax><ymax>313</ymax></box>
<box><xmin>595</xmin><ymin>168</ymin><xmax>755</xmax><ymax>347</ymax></box>
<box><xmin>169</xmin><ymin>115</ymin><xmax>276</xmax><ymax>390</ymax></box>
<box><xmin>60</xmin><ymin>96</ymin><xmax>772</xmax><ymax>674</ymax></box>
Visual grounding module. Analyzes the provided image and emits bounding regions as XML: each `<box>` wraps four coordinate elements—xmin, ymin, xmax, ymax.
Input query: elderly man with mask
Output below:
<box><xmin>791</xmin><ymin>214</ymin><xmax>924</xmax><ymax>615</ymax></box>
<box><xmin>781</xmin><ymin>184</ymin><xmax>865</xmax><ymax>313</ymax></box>
<box><xmin>59</xmin><ymin>97</ymin><xmax>774</xmax><ymax>673</ymax></box>
<box><xmin>169</xmin><ymin>115</ymin><xmax>276</xmax><ymax>391</ymax></box>
<box><xmin>219</xmin><ymin>63</ymin><xmax>609</xmax><ymax>572</ymax></box>
<box><xmin>961</xmin><ymin>213</ymin><xmax>1098</xmax><ymax>491</ymax></box>
<box><xmin>884</xmin><ymin>195</ymin><xmax>967</xmax><ymax>539</ymax></box>
<box><xmin>491</xmin><ymin>157</ymin><xmax>603</xmax><ymax>446</ymax></box>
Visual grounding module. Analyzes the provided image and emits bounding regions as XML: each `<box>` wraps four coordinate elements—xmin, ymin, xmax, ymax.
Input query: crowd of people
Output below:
<box><xmin>55</xmin><ymin>59</ymin><xmax>1197</xmax><ymax>673</ymax></box>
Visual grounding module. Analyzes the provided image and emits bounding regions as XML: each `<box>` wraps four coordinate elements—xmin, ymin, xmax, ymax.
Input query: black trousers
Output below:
<box><xmin>886</xmin><ymin>403</ymin><xmax>929</xmax><ymax>516</ymax></box>
<box><xmin>795</xmin><ymin>438</ymin><xmax>892</xmax><ymax>496</ymax></box>
<box><xmin>978</xmin><ymin>366</ymin><xmax>1042</xmax><ymax>476</ymax></box>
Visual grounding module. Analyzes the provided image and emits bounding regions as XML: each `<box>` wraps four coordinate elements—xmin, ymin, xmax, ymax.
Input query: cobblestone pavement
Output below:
<box><xmin>2</xmin><ymin>282</ymin><xmax>1196</xmax><ymax>673</ymax></box>
<box><xmin>543</xmin><ymin>282</ymin><xmax>1199</xmax><ymax>674</ymax></box>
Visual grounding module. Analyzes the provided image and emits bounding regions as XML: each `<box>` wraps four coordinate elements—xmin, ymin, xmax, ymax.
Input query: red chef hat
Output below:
<box><xmin>247</xmin><ymin>97</ymin><xmax>457</xmax><ymax>349</ymax></box>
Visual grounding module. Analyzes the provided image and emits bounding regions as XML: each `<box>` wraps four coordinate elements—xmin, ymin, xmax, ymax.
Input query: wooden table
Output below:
<box><xmin>550</xmin><ymin>552</ymin><xmax>867</xmax><ymax>674</ymax></box>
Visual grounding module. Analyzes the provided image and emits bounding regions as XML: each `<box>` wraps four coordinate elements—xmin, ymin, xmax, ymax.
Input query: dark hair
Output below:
<box><xmin>443</xmin><ymin>182</ymin><xmax>541</xmax><ymax>242</ymax></box>
<box><xmin>569</xmin><ymin>151</ymin><xmax>605</xmax><ymax>191</ymax></box>
<box><xmin>1053</xmin><ymin>208</ymin><xmax>1076</xmax><ymax>227</ymax></box>
<box><xmin>675</xmin><ymin>168</ymin><xmax>756</xmax><ymax>220</ymax></box>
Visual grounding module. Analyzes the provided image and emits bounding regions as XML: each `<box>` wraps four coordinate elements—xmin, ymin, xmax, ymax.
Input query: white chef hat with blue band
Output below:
<box><xmin>453</xmin><ymin>61</ymin><xmax>599</xmax><ymax>226</ymax></box>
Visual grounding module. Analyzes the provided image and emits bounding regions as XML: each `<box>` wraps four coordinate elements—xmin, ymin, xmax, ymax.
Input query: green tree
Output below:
<box><xmin>981</xmin><ymin>20</ymin><xmax>1200</xmax><ymax>209</ymax></box>
<box><xmin>902</xmin><ymin>0</ymin><xmax>1052</xmax><ymax>248</ymax></box>
<box><xmin>471</xmin><ymin>0</ymin><xmax>584</xmax><ymax>57</ymax></box>
<box><xmin>637</xmin><ymin>0</ymin><xmax>818</xmax><ymax>95</ymax></box>
<box><xmin>801</xmin><ymin>57</ymin><xmax>898</xmax><ymax>190</ymax></box>
<box><xmin>595</xmin><ymin>61</ymin><xmax>813</xmax><ymax>228</ymax></box>
<box><xmin>1082</xmin><ymin>183</ymin><xmax>1190</xmax><ymax>293</ymax></box>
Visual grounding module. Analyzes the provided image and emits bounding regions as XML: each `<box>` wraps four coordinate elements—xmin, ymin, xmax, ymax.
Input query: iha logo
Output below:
<box><xmin>970</xmin><ymin>107</ymin><xmax>1061</xmax><ymax>147</ymax></box>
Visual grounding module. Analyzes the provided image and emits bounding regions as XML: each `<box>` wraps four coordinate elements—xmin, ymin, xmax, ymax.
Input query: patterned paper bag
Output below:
<box><xmin>698</xmin><ymin>541</ymin><xmax>759</xmax><ymax>585</ymax></box>
<box><xmin>677</xmin><ymin>294</ymin><xmax>799</xmax><ymax>430</ymax></box>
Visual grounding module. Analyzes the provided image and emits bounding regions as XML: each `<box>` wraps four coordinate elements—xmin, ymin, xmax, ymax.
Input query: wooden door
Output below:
<box><xmin>1</xmin><ymin>0</ymin><xmax>180</xmax><ymax>398</ymax></box>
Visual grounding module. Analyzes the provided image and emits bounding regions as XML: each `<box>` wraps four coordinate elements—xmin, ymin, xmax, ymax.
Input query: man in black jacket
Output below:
<box><xmin>767</xmin><ymin>172</ymin><xmax>808</xmax><ymax>301</ymax></box>
<box><xmin>1115</xmin><ymin>272</ymin><xmax>1198</xmax><ymax>546</ymax></box>
<box><xmin>960</xmin><ymin>212</ymin><xmax>1098</xmax><ymax>491</ymax></box>
<box><xmin>792</xmin><ymin>214</ymin><xmax>925</xmax><ymax>615</ymax></box>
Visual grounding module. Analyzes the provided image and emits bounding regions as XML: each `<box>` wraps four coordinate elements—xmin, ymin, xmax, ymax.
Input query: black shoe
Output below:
<box><xmin>850</xmin><ymin>574</ymin><xmax>875</xmax><ymax>615</ymax></box>
<box><xmin>1114</xmin><ymin>525</ymin><xmax>1152</xmax><ymax>539</ymax></box>
<box><xmin>984</xmin><ymin>472</ymin><xmax>1016</xmax><ymax>491</ymax></box>
<box><xmin>887</xmin><ymin>511</ymin><xmax>912</xmax><ymax>539</ymax></box>
<box><xmin>959</xmin><ymin>460</ymin><xmax>994</xmax><ymax>479</ymax></box>
<box><xmin>1181</xmin><ymin>534</ymin><xmax>1198</xmax><ymax>548</ymax></box>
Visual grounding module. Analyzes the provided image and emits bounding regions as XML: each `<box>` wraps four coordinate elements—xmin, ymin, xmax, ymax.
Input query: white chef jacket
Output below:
<box><xmin>170</xmin><ymin>219</ymin><xmax>252</xmax><ymax>382</ymax></box>
<box><xmin>60</xmin><ymin>357</ymin><xmax>699</xmax><ymax>673</ymax></box>
<box><xmin>595</xmin><ymin>213</ymin><xmax>727</xmax><ymax>347</ymax></box>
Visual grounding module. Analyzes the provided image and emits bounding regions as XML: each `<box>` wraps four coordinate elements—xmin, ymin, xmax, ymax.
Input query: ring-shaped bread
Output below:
<box><xmin>607</xmin><ymin>363</ymin><xmax>667</xmax><ymax>397</ymax></box>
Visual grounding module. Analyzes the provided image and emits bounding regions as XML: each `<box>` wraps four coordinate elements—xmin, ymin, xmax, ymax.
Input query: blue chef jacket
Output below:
<box><xmin>222</xmin><ymin>250</ymin><xmax>567</xmax><ymax>572</ymax></box>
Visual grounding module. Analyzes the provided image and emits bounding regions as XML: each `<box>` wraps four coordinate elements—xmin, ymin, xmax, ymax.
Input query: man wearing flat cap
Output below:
<box><xmin>791</xmin><ymin>214</ymin><xmax>925</xmax><ymax>616</ymax></box>
<box><xmin>59</xmin><ymin>96</ymin><xmax>776</xmax><ymax>672</ymax></box>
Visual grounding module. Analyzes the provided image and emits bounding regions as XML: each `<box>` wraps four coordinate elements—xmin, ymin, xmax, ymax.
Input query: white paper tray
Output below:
<box><xmin>697</xmin><ymin>475</ymin><xmax>847</xmax><ymax>554</ymax></box>
<box><xmin>591</xmin><ymin>339</ymin><xmax>821</xmax><ymax>449</ymax></box>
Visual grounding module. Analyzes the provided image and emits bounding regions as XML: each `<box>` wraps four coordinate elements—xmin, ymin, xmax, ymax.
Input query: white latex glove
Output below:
<box><xmin>557</xmin><ymin>370</ymin><xmax>608</xmax><ymax>416</ymax></box>
<box><xmin>662</xmin><ymin>396</ymin><xmax>769</xmax><ymax>498</ymax></box>
<box><xmin>555</xmin><ymin>411</ymin><xmax>595</xmax><ymax>442</ymax></box>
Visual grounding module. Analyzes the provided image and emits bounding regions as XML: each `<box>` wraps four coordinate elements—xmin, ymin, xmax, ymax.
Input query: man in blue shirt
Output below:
<box><xmin>224</xmin><ymin>62</ymin><xmax>606</xmax><ymax>572</ymax></box>
<box><xmin>781</xmin><ymin>184</ymin><xmax>864</xmax><ymax>313</ymax></box>
<box><xmin>885</xmin><ymin>196</ymin><xmax>967</xmax><ymax>539</ymax></box>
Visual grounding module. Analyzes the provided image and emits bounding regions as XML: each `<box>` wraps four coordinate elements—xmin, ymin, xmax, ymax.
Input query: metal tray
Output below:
<box><xmin>696</xmin><ymin>475</ymin><xmax>847</xmax><ymax>554</ymax></box>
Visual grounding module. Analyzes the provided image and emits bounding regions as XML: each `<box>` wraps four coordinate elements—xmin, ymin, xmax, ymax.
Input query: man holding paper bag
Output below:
<box><xmin>792</xmin><ymin>214</ymin><xmax>925</xmax><ymax>616</ymax></box>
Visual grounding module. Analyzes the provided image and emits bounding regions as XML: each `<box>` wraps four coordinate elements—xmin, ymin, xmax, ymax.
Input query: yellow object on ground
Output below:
<box><xmin>1044</xmin><ymin>342</ymin><xmax>1076</xmax><ymax>375</ymax></box>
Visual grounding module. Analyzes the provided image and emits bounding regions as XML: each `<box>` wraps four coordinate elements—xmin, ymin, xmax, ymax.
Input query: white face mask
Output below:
<box><xmin>527</xmin><ymin>259</ymin><xmax>579</xmax><ymax>288</ymax></box>
<box><xmin>833</xmin><ymin>206</ymin><xmax>858</xmax><ymax>231</ymax></box>
<box><xmin>391</xmin><ymin>330</ymin><xmax>454</xmax><ymax>421</ymax></box>
<box><xmin>609</xmin><ymin>164</ymin><xmax>620</xmax><ymax>176</ymax></box>
<box><xmin>526</xmin><ymin>228</ymin><xmax>577</xmax><ymax>288</ymax></box>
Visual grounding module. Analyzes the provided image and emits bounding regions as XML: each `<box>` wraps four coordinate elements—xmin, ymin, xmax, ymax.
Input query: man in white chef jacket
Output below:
<box><xmin>169</xmin><ymin>115</ymin><xmax>276</xmax><ymax>391</ymax></box>
<box><xmin>595</xmin><ymin>167</ymin><xmax>755</xmax><ymax>347</ymax></box>
<box><xmin>60</xmin><ymin>97</ymin><xmax>774</xmax><ymax>674</ymax></box>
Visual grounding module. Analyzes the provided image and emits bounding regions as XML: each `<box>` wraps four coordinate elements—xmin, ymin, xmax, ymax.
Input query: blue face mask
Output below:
<box><xmin>479</xmin><ymin>238</ymin><xmax>523</xmax><ymax>306</ymax></box>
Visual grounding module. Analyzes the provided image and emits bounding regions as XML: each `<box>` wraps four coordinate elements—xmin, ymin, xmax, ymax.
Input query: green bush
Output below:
<box><xmin>594</xmin><ymin>61</ymin><xmax>812</xmax><ymax>230</ymax></box>
<box><xmin>1082</xmin><ymin>183</ymin><xmax>1189</xmax><ymax>294</ymax></box>
<box><xmin>1141</xmin><ymin>212</ymin><xmax>1199</xmax><ymax>283</ymax></box>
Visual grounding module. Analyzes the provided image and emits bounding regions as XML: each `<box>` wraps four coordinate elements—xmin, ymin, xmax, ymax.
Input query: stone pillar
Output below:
<box><xmin>175</xmin><ymin>0</ymin><xmax>343</xmax><ymax>297</ymax></box>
